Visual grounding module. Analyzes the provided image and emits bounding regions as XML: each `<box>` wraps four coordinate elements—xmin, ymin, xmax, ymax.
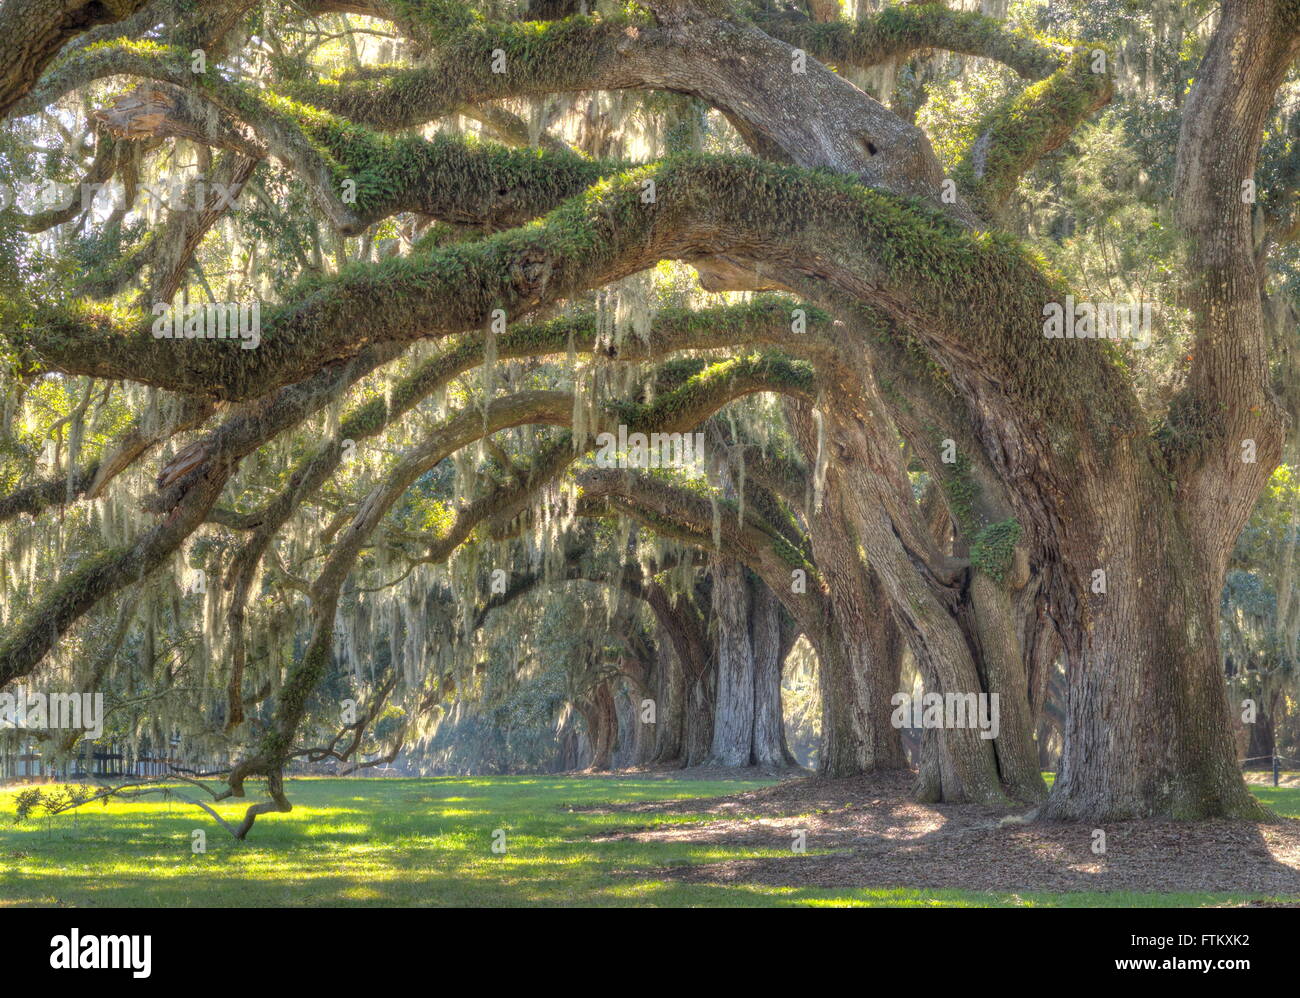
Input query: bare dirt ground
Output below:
<box><xmin>573</xmin><ymin>762</ymin><xmax>809</xmax><ymax>782</ymax></box>
<box><xmin>581</xmin><ymin>772</ymin><xmax>1300</xmax><ymax>895</ymax></box>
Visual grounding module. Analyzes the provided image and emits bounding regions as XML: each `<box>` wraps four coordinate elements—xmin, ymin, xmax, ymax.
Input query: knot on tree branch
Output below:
<box><xmin>93</xmin><ymin>85</ymin><xmax>182</xmax><ymax>140</ymax></box>
<box><xmin>510</xmin><ymin>250</ymin><xmax>553</xmax><ymax>301</ymax></box>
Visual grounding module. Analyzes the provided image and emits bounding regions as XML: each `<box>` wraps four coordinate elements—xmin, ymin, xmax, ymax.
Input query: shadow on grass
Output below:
<box><xmin>1</xmin><ymin>776</ymin><xmax>1296</xmax><ymax>907</ymax></box>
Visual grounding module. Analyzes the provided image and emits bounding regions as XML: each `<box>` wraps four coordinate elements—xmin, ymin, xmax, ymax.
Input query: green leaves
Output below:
<box><xmin>971</xmin><ymin>519</ymin><xmax>1021</xmax><ymax>583</ymax></box>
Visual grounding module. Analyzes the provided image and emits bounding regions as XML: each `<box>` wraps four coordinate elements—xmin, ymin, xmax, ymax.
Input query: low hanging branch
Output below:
<box><xmin>0</xmin><ymin>395</ymin><xmax>212</xmax><ymax>525</ymax></box>
<box><xmin>0</xmin><ymin>345</ymin><xmax>398</xmax><ymax>689</ymax></box>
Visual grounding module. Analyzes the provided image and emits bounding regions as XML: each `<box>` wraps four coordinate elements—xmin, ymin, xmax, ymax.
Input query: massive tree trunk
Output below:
<box><xmin>707</xmin><ymin>555</ymin><xmax>756</xmax><ymax>766</ymax></box>
<box><xmin>685</xmin><ymin>672</ymin><xmax>714</xmax><ymax>767</ymax></box>
<box><xmin>784</xmin><ymin>402</ymin><xmax>909</xmax><ymax>777</ymax></box>
<box><xmin>1042</xmin><ymin>0</ymin><xmax>1299</xmax><ymax>820</ymax></box>
<box><xmin>1043</xmin><ymin>467</ymin><xmax>1268</xmax><ymax>819</ymax></box>
<box><xmin>806</xmin><ymin>583</ymin><xmax>908</xmax><ymax>778</ymax></box>
<box><xmin>651</xmin><ymin>621</ymin><xmax>688</xmax><ymax>766</ymax></box>
<box><xmin>750</xmin><ymin>579</ymin><xmax>788</xmax><ymax>767</ymax></box>
<box><xmin>585</xmin><ymin>681</ymin><xmax>618</xmax><ymax>772</ymax></box>
<box><xmin>707</xmin><ymin>562</ymin><xmax>795</xmax><ymax>768</ymax></box>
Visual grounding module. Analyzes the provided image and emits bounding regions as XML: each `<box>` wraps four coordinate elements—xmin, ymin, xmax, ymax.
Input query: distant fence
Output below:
<box><xmin>0</xmin><ymin>740</ymin><xmax>189</xmax><ymax>783</ymax></box>
<box><xmin>1240</xmin><ymin>754</ymin><xmax>1300</xmax><ymax>785</ymax></box>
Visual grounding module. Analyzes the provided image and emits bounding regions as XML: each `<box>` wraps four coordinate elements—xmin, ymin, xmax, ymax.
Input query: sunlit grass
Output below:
<box><xmin>0</xmin><ymin>775</ymin><xmax>1295</xmax><ymax>907</ymax></box>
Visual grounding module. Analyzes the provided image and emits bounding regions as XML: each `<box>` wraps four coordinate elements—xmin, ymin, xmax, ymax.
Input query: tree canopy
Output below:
<box><xmin>3</xmin><ymin>0</ymin><xmax>1300</xmax><ymax>837</ymax></box>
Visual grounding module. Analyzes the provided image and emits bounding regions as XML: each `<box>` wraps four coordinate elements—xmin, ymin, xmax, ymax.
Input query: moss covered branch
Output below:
<box><xmin>0</xmin><ymin>346</ymin><xmax>395</xmax><ymax>690</ymax></box>
<box><xmin>90</xmin><ymin>65</ymin><xmax>619</xmax><ymax>235</ymax></box>
<box><xmin>954</xmin><ymin>46</ymin><xmax>1113</xmax><ymax>219</ymax></box>
<box><xmin>751</xmin><ymin>5</ymin><xmax>1062</xmax><ymax>80</ymax></box>
<box><xmin>0</xmin><ymin>395</ymin><xmax>211</xmax><ymax>524</ymax></box>
<box><xmin>13</xmin><ymin>151</ymin><xmax>1131</xmax><ymax>462</ymax></box>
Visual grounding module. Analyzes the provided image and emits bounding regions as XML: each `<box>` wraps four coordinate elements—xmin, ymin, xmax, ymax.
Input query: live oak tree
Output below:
<box><xmin>2</xmin><ymin>0</ymin><xmax>1299</xmax><ymax>834</ymax></box>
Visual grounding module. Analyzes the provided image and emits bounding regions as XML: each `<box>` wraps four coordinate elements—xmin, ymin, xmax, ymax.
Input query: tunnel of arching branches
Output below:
<box><xmin>3</xmin><ymin>0</ymin><xmax>1300</xmax><ymax>841</ymax></box>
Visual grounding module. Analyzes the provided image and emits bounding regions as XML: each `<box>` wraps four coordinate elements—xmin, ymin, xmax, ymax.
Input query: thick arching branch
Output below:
<box><xmin>751</xmin><ymin>5</ymin><xmax>1062</xmax><ymax>81</ymax></box>
<box><xmin>13</xmin><ymin>153</ymin><xmax>1119</xmax><ymax>436</ymax></box>
<box><xmin>0</xmin><ymin>395</ymin><xmax>211</xmax><ymax>524</ymax></box>
<box><xmin>0</xmin><ymin>346</ymin><xmax>397</xmax><ymax>690</ymax></box>
<box><xmin>955</xmin><ymin>47</ymin><xmax>1114</xmax><ymax>219</ymax></box>
<box><xmin>1170</xmin><ymin>0</ymin><xmax>1300</xmax><ymax>557</ymax></box>
<box><xmin>577</xmin><ymin>467</ymin><xmax>816</xmax><ymax>587</ymax></box>
<box><xmin>0</xmin><ymin>0</ymin><xmax>151</xmax><ymax>117</ymax></box>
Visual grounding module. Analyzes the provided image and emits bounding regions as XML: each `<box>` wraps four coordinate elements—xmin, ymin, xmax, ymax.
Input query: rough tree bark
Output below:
<box><xmin>1041</xmin><ymin>0</ymin><xmax>1300</xmax><ymax>820</ymax></box>
<box><xmin>707</xmin><ymin>555</ymin><xmax>756</xmax><ymax>767</ymax></box>
<box><xmin>0</xmin><ymin>0</ymin><xmax>151</xmax><ymax>117</ymax></box>
<box><xmin>750</xmin><ymin>579</ymin><xmax>789</xmax><ymax>767</ymax></box>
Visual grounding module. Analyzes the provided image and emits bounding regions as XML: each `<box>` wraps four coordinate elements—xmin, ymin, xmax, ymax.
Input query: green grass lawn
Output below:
<box><xmin>1</xmin><ymin>775</ymin><xmax>1298</xmax><ymax>907</ymax></box>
